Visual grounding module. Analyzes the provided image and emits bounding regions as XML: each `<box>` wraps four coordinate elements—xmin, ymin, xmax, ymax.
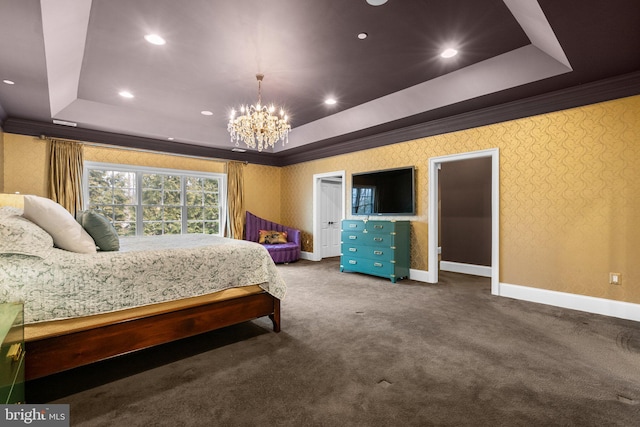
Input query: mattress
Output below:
<box><xmin>0</xmin><ymin>233</ymin><xmax>286</xmax><ymax>324</ymax></box>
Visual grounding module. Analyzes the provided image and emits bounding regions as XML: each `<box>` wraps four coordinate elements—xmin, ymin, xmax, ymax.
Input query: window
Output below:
<box><xmin>84</xmin><ymin>162</ymin><xmax>226</xmax><ymax>237</ymax></box>
<box><xmin>352</xmin><ymin>186</ymin><xmax>375</xmax><ymax>214</ymax></box>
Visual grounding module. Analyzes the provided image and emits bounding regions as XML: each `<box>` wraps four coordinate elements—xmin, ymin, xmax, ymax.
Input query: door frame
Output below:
<box><xmin>312</xmin><ymin>170</ymin><xmax>346</xmax><ymax>261</ymax></box>
<box><xmin>428</xmin><ymin>148</ymin><xmax>500</xmax><ymax>294</ymax></box>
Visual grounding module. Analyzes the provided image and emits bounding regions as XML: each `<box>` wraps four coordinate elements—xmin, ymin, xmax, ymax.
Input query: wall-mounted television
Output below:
<box><xmin>351</xmin><ymin>166</ymin><xmax>415</xmax><ymax>216</ymax></box>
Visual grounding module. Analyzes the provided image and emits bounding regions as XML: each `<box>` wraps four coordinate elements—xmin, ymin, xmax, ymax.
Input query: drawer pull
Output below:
<box><xmin>349</xmin><ymin>223</ymin><xmax>358</xmax><ymax>228</ymax></box>
<box><xmin>349</xmin><ymin>248</ymin><xmax>357</xmax><ymax>252</ymax></box>
<box><xmin>373</xmin><ymin>262</ymin><xmax>383</xmax><ymax>267</ymax></box>
<box><xmin>349</xmin><ymin>235</ymin><xmax>357</xmax><ymax>240</ymax></box>
<box><xmin>349</xmin><ymin>260</ymin><xmax>357</xmax><ymax>265</ymax></box>
<box><xmin>7</xmin><ymin>343</ymin><xmax>23</xmax><ymax>362</ymax></box>
<box><xmin>373</xmin><ymin>225</ymin><xmax>383</xmax><ymax>229</ymax></box>
<box><xmin>373</xmin><ymin>250</ymin><xmax>383</xmax><ymax>255</ymax></box>
<box><xmin>373</xmin><ymin>237</ymin><xmax>383</xmax><ymax>242</ymax></box>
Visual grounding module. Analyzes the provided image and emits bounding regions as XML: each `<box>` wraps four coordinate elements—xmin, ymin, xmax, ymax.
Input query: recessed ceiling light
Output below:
<box><xmin>144</xmin><ymin>34</ymin><xmax>166</xmax><ymax>45</ymax></box>
<box><xmin>440</xmin><ymin>48</ymin><xmax>458</xmax><ymax>59</ymax></box>
<box><xmin>357</xmin><ymin>32</ymin><xmax>368</xmax><ymax>40</ymax></box>
<box><xmin>167</xmin><ymin>137</ymin><xmax>175</xmax><ymax>141</ymax></box>
<box><xmin>52</xmin><ymin>119</ymin><xmax>77</xmax><ymax>127</ymax></box>
<box><xmin>3</xmin><ymin>79</ymin><xmax>15</xmax><ymax>85</ymax></box>
<box><xmin>325</xmin><ymin>98</ymin><xmax>337</xmax><ymax>105</ymax></box>
<box><xmin>119</xmin><ymin>90</ymin><xmax>134</xmax><ymax>98</ymax></box>
<box><xmin>366</xmin><ymin>0</ymin><xmax>388</xmax><ymax>6</ymax></box>
<box><xmin>201</xmin><ymin>110</ymin><xmax>213</xmax><ymax>116</ymax></box>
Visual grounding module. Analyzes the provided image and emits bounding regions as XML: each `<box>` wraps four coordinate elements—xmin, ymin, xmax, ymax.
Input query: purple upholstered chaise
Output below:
<box><xmin>244</xmin><ymin>211</ymin><xmax>301</xmax><ymax>263</ymax></box>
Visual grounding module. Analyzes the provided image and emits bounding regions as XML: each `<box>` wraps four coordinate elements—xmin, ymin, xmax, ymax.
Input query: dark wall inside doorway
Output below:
<box><xmin>440</xmin><ymin>157</ymin><xmax>492</xmax><ymax>266</ymax></box>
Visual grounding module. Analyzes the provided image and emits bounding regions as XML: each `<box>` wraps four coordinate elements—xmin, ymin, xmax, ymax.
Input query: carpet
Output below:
<box><xmin>28</xmin><ymin>258</ymin><xmax>640</xmax><ymax>426</ymax></box>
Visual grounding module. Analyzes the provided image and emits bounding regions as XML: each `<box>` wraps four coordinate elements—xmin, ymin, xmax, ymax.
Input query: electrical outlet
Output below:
<box><xmin>609</xmin><ymin>272</ymin><xmax>622</xmax><ymax>285</ymax></box>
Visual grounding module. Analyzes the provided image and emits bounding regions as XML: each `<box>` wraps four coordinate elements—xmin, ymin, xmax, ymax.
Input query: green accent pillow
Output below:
<box><xmin>76</xmin><ymin>210</ymin><xmax>120</xmax><ymax>251</ymax></box>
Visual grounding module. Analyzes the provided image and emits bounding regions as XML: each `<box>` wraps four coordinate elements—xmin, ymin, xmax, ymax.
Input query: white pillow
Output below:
<box><xmin>22</xmin><ymin>195</ymin><xmax>97</xmax><ymax>254</ymax></box>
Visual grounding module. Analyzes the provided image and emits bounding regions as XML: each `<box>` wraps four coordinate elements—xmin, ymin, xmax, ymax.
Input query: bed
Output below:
<box><xmin>0</xmin><ymin>194</ymin><xmax>285</xmax><ymax>380</ymax></box>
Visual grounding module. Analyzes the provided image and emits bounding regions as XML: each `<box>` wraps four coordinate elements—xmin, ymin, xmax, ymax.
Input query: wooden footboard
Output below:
<box><xmin>25</xmin><ymin>292</ymin><xmax>280</xmax><ymax>380</ymax></box>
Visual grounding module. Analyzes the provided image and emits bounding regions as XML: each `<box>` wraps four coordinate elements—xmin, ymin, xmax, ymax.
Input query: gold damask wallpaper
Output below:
<box><xmin>84</xmin><ymin>145</ymin><xmax>226</xmax><ymax>173</ymax></box>
<box><xmin>280</xmin><ymin>95</ymin><xmax>640</xmax><ymax>304</ymax></box>
<box><xmin>1</xmin><ymin>95</ymin><xmax>639</xmax><ymax>304</ymax></box>
<box><xmin>0</xmin><ymin>128</ymin><xmax>4</xmax><ymax>191</ymax></box>
<box><xmin>1</xmin><ymin>135</ymin><xmax>230</xmax><ymax>196</ymax></box>
<box><xmin>2</xmin><ymin>134</ymin><xmax>49</xmax><ymax>196</ymax></box>
<box><xmin>244</xmin><ymin>163</ymin><xmax>281</xmax><ymax>222</ymax></box>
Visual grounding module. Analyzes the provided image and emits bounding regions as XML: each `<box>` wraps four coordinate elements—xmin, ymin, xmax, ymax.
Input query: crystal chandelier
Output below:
<box><xmin>227</xmin><ymin>74</ymin><xmax>290</xmax><ymax>152</ymax></box>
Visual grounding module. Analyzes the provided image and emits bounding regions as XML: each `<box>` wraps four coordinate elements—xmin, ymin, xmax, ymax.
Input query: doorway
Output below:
<box><xmin>428</xmin><ymin>149</ymin><xmax>500</xmax><ymax>294</ymax></box>
<box><xmin>312</xmin><ymin>171</ymin><xmax>346</xmax><ymax>261</ymax></box>
<box><xmin>439</xmin><ymin>156</ymin><xmax>492</xmax><ymax>277</ymax></box>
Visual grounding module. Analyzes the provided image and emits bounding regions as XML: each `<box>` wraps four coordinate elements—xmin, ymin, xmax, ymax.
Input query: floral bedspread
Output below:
<box><xmin>0</xmin><ymin>234</ymin><xmax>286</xmax><ymax>324</ymax></box>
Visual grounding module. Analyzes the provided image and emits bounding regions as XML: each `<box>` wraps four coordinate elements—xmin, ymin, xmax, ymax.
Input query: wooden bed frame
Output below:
<box><xmin>25</xmin><ymin>291</ymin><xmax>280</xmax><ymax>380</ymax></box>
<box><xmin>1</xmin><ymin>193</ymin><xmax>282</xmax><ymax>380</ymax></box>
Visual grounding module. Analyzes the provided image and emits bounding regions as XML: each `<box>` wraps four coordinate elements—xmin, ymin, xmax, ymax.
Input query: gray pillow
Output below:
<box><xmin>76</xmin><ymin>210</ymin><xmax>120</xmax><ymax>251</ymax></box>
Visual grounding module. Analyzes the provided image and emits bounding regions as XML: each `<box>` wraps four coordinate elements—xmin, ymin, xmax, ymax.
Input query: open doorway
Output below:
<box><xmin>428</xmin><ymin>149</ymin><xmax>500</xmax><ymax>294</ymax></box>
<box><xmin>439</xmin><ymin>156</ymin><xmax>492</xmax><ymax>277</ymax></box>
<box><xmin>312</xmin><ymin>171</ymin><xmax>345</xmax><ymax>261</ymax></box>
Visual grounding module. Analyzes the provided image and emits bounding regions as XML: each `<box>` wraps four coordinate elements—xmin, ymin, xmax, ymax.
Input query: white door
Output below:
<box><xmin>320</xmin><ymin>180</ymin><xmax>342</xmax><ymax>258</ymax></box>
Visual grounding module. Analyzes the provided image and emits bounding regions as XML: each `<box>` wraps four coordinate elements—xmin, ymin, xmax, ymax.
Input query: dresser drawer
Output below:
<box><xmin>342</xmin><ymin>244</ymin><xmax>395</xmax><ymax>261</ymax></box>
<box><xmin>342</xmin><ymin>220</ymin><xmax>397</xmax><ymax>234</ymax></box>
<box><xmin>343</xmin><ymin>232</ymin><xmax>396</xmax><ymax>247</ymax></box>
<box><xmin>363</xmin><ymin>221</ymin><xmax>396</xmax><ymax>234</ymax></box>
<box><xmin>341</xmin><ymin>256</ymin><xmax>395</xmax><ymax>278</ymax></box>
<box><xmin>342</xmin><ymin>220</ymin><xmax>365</xmax><ymax>232</ymax></box>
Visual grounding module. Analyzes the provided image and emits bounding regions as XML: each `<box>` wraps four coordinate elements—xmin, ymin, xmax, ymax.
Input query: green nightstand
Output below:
<box><xmin>1</xmin><ymin>302</ymin><xmax>25</xmax><ymax>404</ymax></box>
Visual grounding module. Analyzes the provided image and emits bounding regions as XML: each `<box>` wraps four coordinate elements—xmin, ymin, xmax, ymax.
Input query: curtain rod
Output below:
<box><xmin>36</xmin><ymin>134</ymin><xmax>245</xmax><ymax>164</ymax></box>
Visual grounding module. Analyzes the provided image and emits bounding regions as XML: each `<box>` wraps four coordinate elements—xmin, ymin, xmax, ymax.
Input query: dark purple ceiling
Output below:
<box><xmin>0</xmin><ymin>0</ymin><xmax>638</xmax><ymax>164</ymax></box>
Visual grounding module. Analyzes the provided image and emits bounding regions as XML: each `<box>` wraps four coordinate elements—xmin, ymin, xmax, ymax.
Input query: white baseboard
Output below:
<box><xmin>300</xmin><ymin>251</ymin><xmax>315</xmax><ymax>261</ymax></box>
<box><xmin>302</xmin><ymin>252</ymin><xmax>343</xmax><ymax>261</ymax></box>
<box><xmin>409</xmin><ymin>269</ymin><xmax>431</xmax><ymax>283</ymax></box>
<box><xmin>440</xmin><ymin>261</ymin><xmax>492</xmax><ymax>278</ymax></box>
<box><xmin>301</xmin><ymin>256</ymin><xmax>638</xmax><ymax>322</ymax></box>
<box><xmin>499</xmin><ymin>282</ymin><xmax>640</xmax><ymax>323</ymax></box>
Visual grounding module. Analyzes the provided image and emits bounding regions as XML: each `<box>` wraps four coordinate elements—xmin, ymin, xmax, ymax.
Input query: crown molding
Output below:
<box><xmin>276</xmin><ymin>70</ymin><xmax>640</xmax><ymax>165</ymax></box>
<box><xmin>1</xmin><ymin>118</ymin><xmax>281</xmax><ymax>166</ymax></box>
<box><xmin>3</xmin><ymin>71</ymin><xmax>639</xmax><ymax>167</ymax></box>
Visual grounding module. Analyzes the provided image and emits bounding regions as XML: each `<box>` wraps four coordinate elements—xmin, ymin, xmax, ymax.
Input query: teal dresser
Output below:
<box><xmin>340</xmin><ymin>220</ymin><xmax>410</xmax><ymax>283</ymax></box>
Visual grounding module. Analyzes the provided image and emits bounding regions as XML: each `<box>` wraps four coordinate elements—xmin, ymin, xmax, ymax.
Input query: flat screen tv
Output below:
<box><xmin>351</xmin><ymin>166</ymin><xmax>415</xmax><ymax>215</ymax></box>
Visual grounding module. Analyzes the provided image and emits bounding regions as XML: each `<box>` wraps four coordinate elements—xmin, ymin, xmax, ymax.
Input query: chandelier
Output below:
<box><xmin>227</xmin><ymin>74</ymin><xmax>290</xmax><ymax>152</ymax></box>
